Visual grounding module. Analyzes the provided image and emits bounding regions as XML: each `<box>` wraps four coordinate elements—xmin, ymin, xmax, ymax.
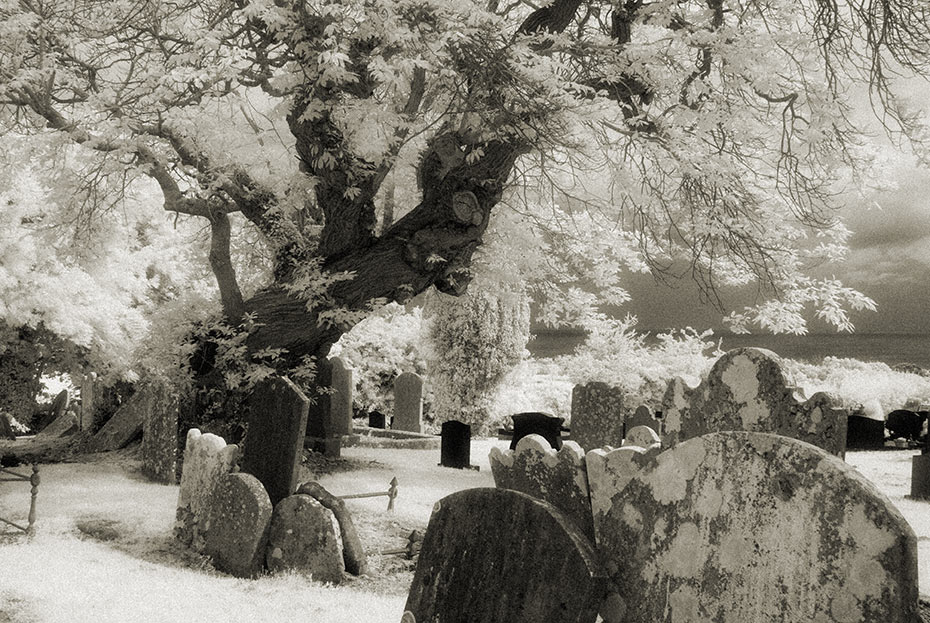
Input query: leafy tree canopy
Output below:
<box><xmin>1</xmin><ymin>0</ymin><xmax>928</xmax><ymax>379</ymax></box>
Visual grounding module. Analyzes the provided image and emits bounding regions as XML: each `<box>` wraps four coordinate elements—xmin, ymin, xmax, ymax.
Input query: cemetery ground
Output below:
<box><xmin>0</xmin><ymin>437</ymin><xmax>928</xmax><ymax>623</ymax></box>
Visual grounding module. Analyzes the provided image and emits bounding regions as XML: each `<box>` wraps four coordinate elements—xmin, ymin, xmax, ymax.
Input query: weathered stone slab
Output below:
<box><xmin>403</xmin><ymin>488</ymin><xmax>605</xmax><ymax>623</ymax></box>
<box><xmin>266</xmin><ymin>493</ymin><xmax>344</xmax><ymax>583</ymax></box>
<box><xmin>88</xmin><ymin>388</ymin><xmax>146</xmax><ymax>452</ymax></box>
<box><xmin>586</xmin><ymin>432</ymin><xmax>918</xmax><ymax>622</ymax></box>
<box><xmin>570</xmin><ymin>382</ymin><xmax>625</xmax><ymax>451</ymax></box>
<box><xmin>330</xmin><ymin>357</ymin><xmax>353</xmax><ymax>436</ymax></box>
<box><xmin>35</xmin><ymin>389</ymin><xmax>70</xmax><ymax>433</ymax></box>
<box><xmin>393</xmin><ymin>372</ymin><xmax>424</xmax><ymax>433</ymax></box>
<box><xmin>627</xmin><ymin>405</ymin><xmax>654</xmax><ymax>429</ymax></box>
<box><xmin>490</xmin><ymin>435</ymin><xmax>593</xmax><ymax>540</ymax></box>
<box><xmin>622</xmin><ymin>425</ymin><xmax>660</xmax><ymax>449</ymax></box>
<box><xmin>241</xmin><ymin>376</ymin><xmax>309</xmax><ymax>506</ymax></box>
<box><xmin>203</xmin><ymin>472</ymin><xmax>273</xmax><ymax>579</ymax></box>
<box><xmin>33</xmin><ymin>412</ymin><xmax>78</xmax><ymax>440</ymax></box>
<box><xmin>175</xmin><ymin>429</ymin><xmax>239</xmax><ymax>551</ymax></box>
<box><xmin>306</xmin><ymin>357</ymin><xmax>352</xmax><ymax>457</ymax></box>
<box><xmin>141</xmin><ymin>382</ymin><xmax>179</xmax><ymax>484</ymax></box>
<box><xmin>660</xmin><ymin>348</ymin><xmax>847</xmax><ymax>457</ymax></box>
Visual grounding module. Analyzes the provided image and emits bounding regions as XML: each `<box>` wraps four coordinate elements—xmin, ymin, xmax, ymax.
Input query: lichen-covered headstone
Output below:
<box><xmin>660</xmin><ymin>348</ymin><xmax>847</xmax><ymax>457</ymax></box>
<box><xmin>266</xmin><ymin>493</ymin><xmax>344</xmax><ymax>583</ymax></box>
<box><xmin>490</xmin><ymin>435</ymin><xmax>594</xmax><ymax>540</ymax></box>
<box><xmin>622</xmin><ymin>425</ymin><xmax>660</xmax><ymax>449</ymax></box>
<box><xmin>586</xmin><ymin>432</ymin><xmax>919</xmax><ymax>622</ymax></box>
<box><xmin>141</xmin><ymin>382</ymin><xmax>179</xmax><ymax>484</ymax></box>
<box><xmin>403</xmin><ymin>488</ymin><xmax>605</xmax><ymax>623</ymax></box>
<box><xmin>394</xmin><ymin>372</ymin><xmax>424</xmax><ymax>433</ymax></box>
<box><xmin>570</xmin><ymin>382</ymin><xmax>625</xmax><ymax>451</ymax></box>
<box><xmin>241</xmin><ymin>376</ymin><xmax>309</xmax><ymax>506</ymax></box>
<box><xmin>202</xmin><ymin>472</ymin><xmax>273</xmax><ymax>578</ymax></box>
<box><xmin>175</xmin><ymin>429</ymin><xmax>238</xmax><ymax>551</ymax></box>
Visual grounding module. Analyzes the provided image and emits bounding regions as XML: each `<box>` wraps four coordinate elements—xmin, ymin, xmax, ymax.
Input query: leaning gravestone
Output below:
<box><xmin>266</xmin><ymin>493</ymin><xmax>344</xmax><ymax>583</ymax></box>
<box><xmin>393</xmin><ymin>372</ymin><xmax>424</xmax><ymax>433</ymax></box>
<box><xmin>202</xmin><ymin>472</ymin><xmax>273</xmax><ymax>579</ymax></box>
<box><xmin>35</xmin><ymin>389</ymin><xmax>70</xmax><ymax>433</ymax></box>
<box><xmin>490</xmin><ymin>435</ymin><xmax>594</xmax><ymax>540</ymax></box>
<box><xmin>570</xmin><ymin>382</ymin><xmax>625</xmax><ymax>451</ymax></box>
<box><xmin>33</xmin><ymin>412</ymin><xmax>78</xmax><ymax>440</ymax></box>
<box><xmin>586</xmin><ymin>431</ymin><xmax>919</xmax><ymax>622</ymax></box>
<box><xmin>660</xmin><ymin>348</ymin><xmax>847</xmax><ymax>457</ymax></box>
<box><xmin>89</xmin><ymin>388</ymin><xmax>147</xmax><ymax>452</ymax></box>
<box><xmin>175</xmin><ymin>429</ymin><xmax>239</xmax><ymax>551</ymax></box>
<box><xmin>141</xmin><ymin>382</ymin><xmax>179</xmax><ymax>484</ymax></box>
<box><xmin>403</xmin><ymin>488</ymin><xmax>605</xmax><ymax>623</ymax></box>
<box><xmin>241</xmin><ymin>376</ymin><xmax>309</xmax><ymax>506</ymax></box>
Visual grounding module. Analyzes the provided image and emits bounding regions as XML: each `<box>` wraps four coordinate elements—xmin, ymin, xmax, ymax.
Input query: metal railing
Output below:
<box><xmin>338</xmin><ymin>476</ymin><xmax>398</xmax><ymax>512</ymax></box>
<box><xmin>0</xmin><ymin>464</ymin><xmax>39</xmax><ymax>535</ymax></box>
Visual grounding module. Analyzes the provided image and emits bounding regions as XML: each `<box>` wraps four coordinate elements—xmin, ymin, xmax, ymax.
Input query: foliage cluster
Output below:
<box><xmin>555</xmin><ymin>315</ymin><xmax>720</xmax><ymax>410</ymax></box>
<box><xmin>424</xmin><ymin>288</ymin><xmax>530</xmax><ymax>434</ymax></box>
<box><xmin>330</xmin><ymin>302</ymin><xmax>430</xmax><ymax>419</ymax></box>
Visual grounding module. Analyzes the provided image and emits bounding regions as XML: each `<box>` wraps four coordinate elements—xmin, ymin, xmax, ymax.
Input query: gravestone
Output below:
<box><xmin>266</xmin><ymin>493</ymin><xmax>344</xmax><ymax>583</ymax></box>
<box><xmin>622</xmin><ymin>425</ymin><xmax>660</xmax><ymax>449</ymax></box>
<box><xmin>141</xmin><ymin>382</ymin><xmax>179</xmax><ymax>484</ymax></box>
<box><xmin>509</xmin><ymin>412</ymin><xmax>564</xmax><ymax>450</ymax></box>
<box><xmin>78</xmin><ymin>373</ymin><xmax>95</xmax><ymax>431</ymax></box>
<box><xmin>33</xmin><ymin>412</ymin><xmax>78</xmax><ymax>439</ymax></box>
<box><xmin>306</xmin><ymin>357</ymin><xmax>353</xmax><ymax>457</ymax></box>
<box><xmin>660</xmin><ymin>348</ymin><xmax>847</xmax><ymax>457</ymax></box>
<box><xmin>627</xmin><ymin>405</ymin><xmax>654</xmax><ymax>429</ymax></box>
<box><xmin>241</xmin><ymin>376</ymin><xmax>309</xmax><ymax>506</ymax></box>
<box><xmin>403</xmin><ymin>488</ymin><xmax>605</xmax><ymax>623</ymax></box>
<box><xmin>34</xmin><ymin>389</ymin><xmax>70</xmax><ymax>433</ymax></box>
<box><xmin>490</xmin><ymin>435</ymin><xmax>594</xmax><ymax>540</ymax></box>
<box><xmin>847</xmin><ymin>414</ymin><xmax>886</xmax><ymax>450</ymax></box>
<box><xmin>911</xmin><ymin>453</ymin><xmax>930</xmax><ymax>500</ymax></box>
<box><xmin>89</xmin><ymin>388</ymin><xmax>147</xmax><ymax>452</ymax></box>
<box><xmin>368</xmin><ymin>411</ymin><xmax>387</xmax><ymax>429</ymax></box>
<box><xmin>202</xmin><ymin>472</ymin><xmax>273</xmax><ymax>579</ymax></box>
<box><xmin>394</xmin><ymin>372</ymin><xmax>424</xmax><ymax>433</ymax></box>
<box><xmin>175</xmin><ymin>429</ymin><xmax>239</xmax><ymax>551</ymax></box>
<box><xmin>440</xmin><ymin>420</ymin><xmax>472</xmax><ymax>469</ymax></box>
<box><xmin>0</xmin><ymin>413</ymin><xmax>15</xmax><ymax>440</ymax></box>
<box><xmin>586</xmin><ymin>431</ymin><xmax>919</xmax><ymax>622</ymax></box>
<box><xmin>570</xmin><ymin>382</ymin><xmax>625</xmax><ymax>450</ymax></box>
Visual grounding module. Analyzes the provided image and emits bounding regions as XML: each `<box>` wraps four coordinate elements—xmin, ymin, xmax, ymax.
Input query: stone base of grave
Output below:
<box><xmin>305</xmin><ymin>435</ymin><xmax>359</xmax><ymax>458</ymax></box>
<box><xmin>351</xmin><ymin>426</ymin><xmax>441</xmax><ymax>449</ymax></box>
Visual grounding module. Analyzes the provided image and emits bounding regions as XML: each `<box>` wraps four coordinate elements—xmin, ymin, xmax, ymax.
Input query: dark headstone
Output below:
<box><xmin>912</xmin><ymin>454</ymin><xmax>930</xmax><ymax>500</ymax></box>
<box><xmin>266</xmin><ymin>493</ymin><xmax>344</xmax><ymax>583</ymax></box>
<box><xmin>440</xmin><ymin>420</ymin><xmax>471</xmax><ymax>469</ymax></box>
<box><xmin>368</xmin><ymin>411</ymin><xmax>387</xmax><ymax>429</ymax></box>
<box><xmin>627</xmin><ymin>405</ymin><xmax>654</xmax><ymax>429</ymax></box>
<box><xmin>202</xmin><ymin>472</ymin><xmax>272</xmax><ymax>578</ymax></box>
<box><xmin>241</xmin><ymin>376</ymin><xmax>310</xmax><ymax>507</ymax></box>
<box><xmin>141</xmin><ymin>382</ymin><xmax>179</xmax><ymax>484</ymax></box>
<box><xmin>887</xmin><ymin>410</ymin><xmax>929</xmax><ymax>441</ymax></box>
<box><xmin>847</xmin><ymin>415</ymin><xmax>886</xmax><ymax>450</ymax></box>
<box><xmin>404</xmin><ymin>488</ymin><xmax>605</xmax><ymax>623</ymax></box>
<box><xmin>305</xmin><ymin>358</ymin><xmax>349</xmax><ymax>457</ymax></box>
<box><xmin>509</xmin><ymin>412</ymin><xmax>564</xmax><ymax>450</ymax></box>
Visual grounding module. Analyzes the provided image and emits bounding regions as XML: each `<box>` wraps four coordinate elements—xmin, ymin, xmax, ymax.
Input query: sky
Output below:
<box><xmin>626</xmin><ymin>163</ymin><xmax>930</xmax><ymax>335</ymax></box>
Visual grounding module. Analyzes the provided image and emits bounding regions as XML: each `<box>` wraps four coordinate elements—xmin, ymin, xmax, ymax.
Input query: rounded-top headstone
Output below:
<box><xmin>202</xmin><ymin>472</ymin><xmax>272</xmax><ymax>578</ymax></box>
<box><xmin>266</xmin><ymin>493</ymin><xmax>345</xmax><ymax>583</ymax></box>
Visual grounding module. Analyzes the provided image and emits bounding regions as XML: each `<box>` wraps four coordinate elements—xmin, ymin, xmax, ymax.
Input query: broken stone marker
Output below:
<box><xmin>241</xmin><ymin>376</ymin><xmax>309</xmax><ymax>506</ymax></box>
<box><xmin>393</xmin><ymin>372</ymin><xmax>424</xmax><ymax>433</ymax></box>
<box><xmin>586</xmin><ymin>431</ymin><xmax>919</xmax><ymax>622</ymax></box>
<box><xmin>404</xmin><ymin>488</ymin><xmax>605</xmax><ymax>623</ymax></box>
<box><xmin>490</xmin><ymin>435</ymin><xmax>594</xmax><ymax>540</ymax></box>
<box><xmin>621</xmin><ymin>425</ymin><xmax>660</xmax><ymax>449</ymax></box>
<box><xmin>660</xmin><ymin>348</ymin><xmax>847</xmax><ymax>457</ymax></box>
<box><xmin>266</xmin><ymin>493</ymin><xmax>345</xmax><ymax>583</ymax></box>
<box><xmin>202</xmin><ymin>472</ymin><xmax>273</xmax><ymax>579</ymax></box>
<box><xmin>175</xmin><ymin>429</ymin><xmax>238</xmax><ymax>551</ymax></box>
<box><xmin>570</xmin><ymin>382</ymin><xmax>625</xmax><ymax>451</ymax></box>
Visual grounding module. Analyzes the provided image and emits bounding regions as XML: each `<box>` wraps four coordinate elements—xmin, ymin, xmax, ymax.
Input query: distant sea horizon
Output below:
<box><xmin>527</xmin><ymin>330</ymin><xmax>930</xmax><ymax>370</ymax></box>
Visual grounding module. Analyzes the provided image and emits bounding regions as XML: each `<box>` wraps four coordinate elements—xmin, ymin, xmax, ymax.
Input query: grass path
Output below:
<box><xmin>0</xmin><ymin>440</ymin><xmax>927</xmax><ymax>622</ymax></box>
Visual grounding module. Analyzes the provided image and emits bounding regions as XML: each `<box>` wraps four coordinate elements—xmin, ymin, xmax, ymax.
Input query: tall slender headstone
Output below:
<box><xmin>241</xmin><ymin>376</ymin><xmax>310</xmax><ymax>506</ymax></box>
<box><xmin>394</xmin><ymin>372</ymin><xmax>424</xmax><ymax>433</ymax></box>
<box><xmin>306</xmin><ymin>357</ymin><xmax>351</xmax><ymax>457</ymax></box>
<box><xmin>329</xmin><ymin>357</ymin><xmax>353</xmax><ymax>436</ymax></box>
<box><xmin>142</xmin><ymin>382</ymin><xmax>179</xmax><ymax>484</ymax></box>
